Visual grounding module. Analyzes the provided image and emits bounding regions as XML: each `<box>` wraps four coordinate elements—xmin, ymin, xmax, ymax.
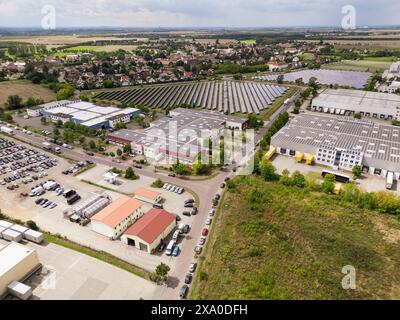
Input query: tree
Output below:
<box><xmin>322</xmin><ymin>174</ymin><xmax>336</xmax><ymax>194</ymax></box>
<box><xmin>53</xmin><ymin>127</ymin><xmax>60</xmax><ymax>138</ymax></box>
<box><xmin>125</xmin><ymin>167</ymin><xmax>139</xmax><ymax>180</ymax></box>
<box><xmin>352</xmin><ymin>165</ymin><xmax>362</xmax><ymax>179</ymax></box>
<box><xmin>233</xmin><ymin>73</ymin><xmax>243</xmax><ymax>80</ymax></box>
<box><xmin>354</xmin><ymin>113</ymin><xmax>362</xmax><ymax>119</ymax></box>
<box><xmin>260</xmin><ymin>159</ymin><xmax>277</xmax><ymax>181</ymax></box>
<box><xmin>56</xmin><ymin>84</ymin><xmax>74</xmax><ymax>100</ymax></box>
<box><xmin>6</xmin><ymin>95</ymin><xmax>23</xmax><ymax>110</ymax></box>
<box><xmin>291</xmin><ymin>171</ymin><xmax>306</xmax><ymax>188</ymax></box>
<box><xmin>123</xmin><ymin>144</ymin><xmax>132</xmax><ymax>154</ymax></box>
<box><xmin>40</xmin><ymin>117</ymin><xmax>48</xmax><ymax>125</ymax></box>
<box><xmin>151</xmin><ymin>263</ymin><xmax>170</xmax><ymax>283</ymax></box>
<box><xmin>279</xmin><ymin>169</ymin><xmax>292</xmax><ymax>186</ymax></box>
<box><xmin>116</xmin><ymin>148</ymin><xmax>123</xmax><ymax>157</ymax></box>
<box><xmin>89</xmin><ymin>140</ymin><xmax>97</xmax><ymax>150</ymax></box>
<box><xmin>277</xmin><ymin>75</ymin><xmax>284</xmax><ymax>84</ymax></box>
<box><xmin>151</xmin><ymin>179</ymin><xmax>165</xmax><ymax>188</ymax></box>
<box><xmin>192</xmin><ymin>160</ymin><xmax>210</xmax><ymax>175</ymax></box>
<box><xmin>173</xmin><ymin>161</ymin><xmax>189</xmax><ymax>175</ymax></box>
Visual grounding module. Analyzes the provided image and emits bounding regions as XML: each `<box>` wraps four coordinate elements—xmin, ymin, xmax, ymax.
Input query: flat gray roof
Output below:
<box><xmin>313</xmin><ymin>88</ymin><xmax>400</xmax><ymax>111</ymax></box>
<box><xmin>272</xmin><ymin>113</ymin><xmax>400</xmax><ymax>164</ymax></box>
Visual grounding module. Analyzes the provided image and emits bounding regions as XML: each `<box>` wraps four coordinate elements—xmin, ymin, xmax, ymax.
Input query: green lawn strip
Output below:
<box><xmin>259</xmin><ymin>87</ymin><xmax>298</xmax><ymax>121</ymax></box>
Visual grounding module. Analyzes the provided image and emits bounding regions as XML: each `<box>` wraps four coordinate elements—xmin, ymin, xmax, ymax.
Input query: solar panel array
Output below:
<box><xmin>254</xmin><ymin>69</ymin><xmax>372</xmax><ymax>89</ymax></box>
<box><xmin>94</xmin><ymin>81</ymin><xmax>287</xmax><ymax>115</ymax></box>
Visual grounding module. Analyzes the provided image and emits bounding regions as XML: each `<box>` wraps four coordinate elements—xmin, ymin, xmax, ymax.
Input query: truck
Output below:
<box><xmin>43</xmin><ymin>142</ymin><xmax>61</xmax><ymax>154</ymax></box>
<box><xmin>42</xmin><ymin>142</ymin><xmax>52</xmax><ymax>150</ymax></box>
<box><xmin>386</xmin><ymin>172</ymin><xmax>394</xmax><ymax>190</ymax></box>
<box><xmin>1</xmin><ymin>126</ymin><xmax>14</xmax><ymax>135</ymax></box>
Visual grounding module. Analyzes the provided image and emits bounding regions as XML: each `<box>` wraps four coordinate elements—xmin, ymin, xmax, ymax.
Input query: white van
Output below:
<box><xmin>165</xmin><ymin>240</ymin><xmax>176</xmax><ymax>256</ymax></box>
<box><xmin>172</xmin><ymin>230</ymin><xmax>180</xmax><ymax>242</ymax></box>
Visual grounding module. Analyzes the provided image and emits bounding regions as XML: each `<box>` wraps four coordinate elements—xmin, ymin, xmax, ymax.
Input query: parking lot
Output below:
<box><xmin>0</xmin><ymin>239</ymin><xmax>157</xmax><ymax>300</ymax></box>
<box><xmin>272</xmin><ymin>154</ymin><xmax>400</xmax><ymax>194</ymax></box>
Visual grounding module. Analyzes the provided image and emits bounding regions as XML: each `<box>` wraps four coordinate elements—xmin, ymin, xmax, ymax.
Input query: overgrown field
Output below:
<box><xmin>0</xmin><ymin>80</ymin><xmax>56</xmax><ymax>107</ymax></box>
<box><xmin>191</xmin><ymin>175</ymin><xmax>400</xmax><ymax>300</ymax></box>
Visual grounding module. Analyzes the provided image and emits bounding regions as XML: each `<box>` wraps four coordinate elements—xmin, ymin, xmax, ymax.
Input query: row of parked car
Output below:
<box><xmin>162</xmin><ymin>183</ymin><xmax>185</xmax><ymax>194</ymax></box>
<box><xmin>62</xmin><ymin>160</ymin><xmax>93</xmax><ymax>175</ymax></box>
<box><xmin>179</xmin><ymin>177</ymin><xmax>230</xmax><ymax>299</ymax></box>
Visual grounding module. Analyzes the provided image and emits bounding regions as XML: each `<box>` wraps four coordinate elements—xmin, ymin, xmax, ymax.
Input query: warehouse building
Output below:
<box><xmin>121</xmin><ymin>209</ymin><xmax>176</xmax><ymax>253</ymax></box>
<box><xmin>0</xmin><ymin>242</ymin><xmax>41</xmax><ymax>298</ymax></box>
<box><xmin>91</xmin><ymin>196</ymin><xmax>144</xmax><ymax>239</ymax></box>
<box><xmin>271</xmin><ymin>113</ymin><xmax>400</xmax><ymax>178</ymax></box>
<box><xmin>32</xmin><ymin>100</ymin><xmax>140</xmax><ymax>129</ymax></box>
<box><xmin>311</xmin><ymin>89</ymin><xmax>400</xmax><ymax>120</ymax></box>
<box><xmin>106</xmin><ymin>108</ymin><xmax>249</xmax><ymax>164</ymax></box>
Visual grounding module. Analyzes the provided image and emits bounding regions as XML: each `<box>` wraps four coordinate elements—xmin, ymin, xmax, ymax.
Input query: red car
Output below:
<box><xmin>202</xmin><ymin>228</ymin><xmax>209</xmax><ymax>236</ymax></box>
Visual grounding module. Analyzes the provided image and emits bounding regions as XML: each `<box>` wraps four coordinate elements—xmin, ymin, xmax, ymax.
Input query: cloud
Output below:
<box><xmin>0</xmin><ymin>0</ymin><xmax>398</xmax><ymax>28</ymax></box>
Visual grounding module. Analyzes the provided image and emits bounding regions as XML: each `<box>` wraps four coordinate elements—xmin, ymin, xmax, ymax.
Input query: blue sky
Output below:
<box><xmin>0</xmin><ymin>0</ymin><xmax>398</xmax><ymax>28</ymax></box>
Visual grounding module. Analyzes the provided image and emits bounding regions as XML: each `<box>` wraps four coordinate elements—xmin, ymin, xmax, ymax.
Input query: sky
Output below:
<box><xmin>0</xmin><ymin>0</ymin><xmax>398</xmax><ymax>29</ymax></box>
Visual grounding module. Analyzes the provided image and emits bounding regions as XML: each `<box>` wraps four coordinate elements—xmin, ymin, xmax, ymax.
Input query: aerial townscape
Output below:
<box><xmin>1</xmin><ymin>0</ymin><xmax>400</xmax><ymax>311</ymax></box>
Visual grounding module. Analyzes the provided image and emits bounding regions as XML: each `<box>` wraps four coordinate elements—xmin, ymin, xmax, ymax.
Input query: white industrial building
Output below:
<box><xmin>271</xmin><ymin>113</ymin><xmax>400</xmax><ymax>179</ymax></box>
<box><xmin>0</xmin><ymin>242</ymin><xmax>41</xmax><ymax>298</ymax></box>
<box><xmin>312</xmin><ymin>89</ymin><xmax>400</xmax><ymax>120</ymax></box>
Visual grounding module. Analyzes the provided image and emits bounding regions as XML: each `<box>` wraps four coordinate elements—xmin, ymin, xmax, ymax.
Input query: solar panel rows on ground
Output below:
<box><xmin>254</xmin><ymin>69</ymin><xmax>372</xmax><ymax>89</ymax></box>
<box><xmin>94</xmin><ymin>81</ymin><xmax>287</xmax><ymax>115</ymax></box>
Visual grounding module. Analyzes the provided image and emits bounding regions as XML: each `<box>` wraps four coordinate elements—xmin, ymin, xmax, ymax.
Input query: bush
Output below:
<box><xmin>26</xmin><ymin>220</ymin><xmax>39</xmax><ymax>231</ymax></box>
<box><xmin>125</xmin><ymin>167</ymin><xmax>139</xmax><ymax>180</ymax></box>
<box><xmin>151</xmin><ymin>179</ymin><xmax>165</xmax><ymax>188</ymax></box>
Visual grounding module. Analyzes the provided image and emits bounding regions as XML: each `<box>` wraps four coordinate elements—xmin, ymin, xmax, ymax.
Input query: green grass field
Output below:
<box><xmin>363</xmin><ymin>56</ymin><xmax>399</xmax><ymax>62</ymax></box>
<box><xmin>240</xmin><ymin>40</ymin><xmax>257</xmax><ymax>45</ymax></box>
<box><xmin>323</xmin><ymin>60</ymin><xmax>392</xmax><ymax>73</ymax></box>
<box><xmin>190</xmin><ymin>175</ymin><xmax>400</xmax><ymax>300</ymax></box>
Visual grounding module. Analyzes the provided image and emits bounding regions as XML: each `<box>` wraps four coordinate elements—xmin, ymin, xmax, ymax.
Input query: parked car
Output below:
<box><xmin>184</xmin><ymin>273</ymin><xmax>192</xmax><ymax>284</ymax></box>
<box><xmin>188</xmin><ymin>262</ymin><xmax>197</xmax><ymax>273</ymax></box>
<box><xmin>172</xmin><ymin>245</ymin><xmax>180</xmax><ymax>257</ymax></box>
<box><xmin>220</xmin><ymin>183</ymin><xmax>226</xmax><ymax>188</ymax></box>
<box><xmin>179</xmin><ymin>285</ymin><xmax>189</xmax><ymax>299</ymax></box>
<box><xmin>202</xmin><ymin>228</ymin><xmax>209</xmax><ymax>236</ymax></box>
<box><xmin>175</xmin><ymin>215</ymin><xmax>182</xmax><ymax>222</ymax></box>
<box><xmin>184</xmin><ymin>198</ymin><xmax>194</xmax><ymax>205</ymax></box>
<box><xmin>191</xmin><ymin>207</ymin><xmax>198</xmax><ymax>215</ymax></box>
<box><xmin>168</xmin><ymin>173</ymin><xmax>176</xmax><ymax>177</ymax></box>
<box><xmin>184</xmin><ymin>203</ymin><xmax>194</xmax><ymax>208</ymax></box>
<box><xmin>206</xmin><ymin>218</ymin><xmax>212</xmax><ymax>225</ymax></box>
<box><xmin>209</xmin><ymin>209</ymin><xmax>215</xmax><ymax>216</ymax></box>
<box><xmin>194</xmin><ymin>246</ymin><xmax>203</xmax><ymax>254</ymax></box>
<box><xmin>182</xmin><ymin>211</ymin><xmax>191</xmax><ymax>217</ymax></box>
<box><xmin>158</xmin><ymin>242</ymin><xmax>166</xmax><ymax>253</ymax></box>
<box><xmin>199</xmin><ymin>236</ymin><xmax>206</xmax><ymax>245</ymax></box>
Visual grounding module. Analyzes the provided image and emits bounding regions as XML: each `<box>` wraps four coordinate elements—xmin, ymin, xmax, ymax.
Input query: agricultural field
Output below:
<box><xmin>240</xmin><ymin>39</ymin><xmax>257</xmax><ymax>45</ymax></box>
<box><xmin>306</xmin><ymin>39</ymin><xmax>400</xmax><ymax>50</ymax></box>
<box><xmin>93</xmin><ymin>81</ymin><xmax>287</xmax><ymax>115</ymax></box>
<box><xmin>0</xmin><ymin>80</ymin><xmax>56</xmax><ymax>108</ymax></box>
<box><xmin>323</xmin><ymin>60</ymin><xmax>392</xmax><ymax>73</ymax></box>
<box><xmin>55</xmin><ymin>45</ymin><xmax>138</xmax><ymax>56</ymax></box>
<box><xmin>0</xmin><ymin>34</ymin><xmax>143</xmax><ymax>46</ymax></box>
<box><xmin>255</xmin><ymin>69</ymin><xmax>372</xmax><ymax>89</ymax></box>
<box><xmin>191</xmin><ymin>175</ymin><xmax>400</xmax><ymax>300</ymax></box>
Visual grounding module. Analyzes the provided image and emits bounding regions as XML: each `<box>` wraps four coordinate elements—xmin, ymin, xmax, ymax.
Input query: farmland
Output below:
<box><xmin>93</xmin><ymin>81</ymin><xmax>287</xmax><ymax>115</ymax></box>
<box><xmin>191</xmin><ymin>175</ymin><xmax>400</xmax><ymax>300</ymax></box>
<box><xmin>322</xmin><ymin>60</ymin><xmax>392</xmax><ymax>73</ymax></box>
<box><xmin>0</xmin><ymin>80</ymin><xmax>56</xmax><ymax>108</ymax></box>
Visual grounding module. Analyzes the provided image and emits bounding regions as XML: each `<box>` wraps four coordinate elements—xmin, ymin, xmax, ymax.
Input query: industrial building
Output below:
<box><xmin>311</xmin><ymin>89</ymin><xmax>400</xmax><ymax>120</ymax></box>
<box><xmin>106</xmin><ymin>108</ymin><xmax>249</xmax><ymax>164</ymax></box>
<box><xmin>134</xmin><ymin>188</ymin><xmax>162</xmax><ymax>205</ymax></box>
<box><xmin>0</xmin><ymin>242</ymin><xmax>41</xmax><ymax>298</ymax></box>
<box><xmin>28</xmin><ymin>100</ymin><xmax>141</xmax><ymax>130</ymax></box>
<box><xmin>121</xmin><ymin>209</ymin><xmax>176</xmax><ymax>254</ymax></box>
<box><xmin>271</xmin><ymin>113</ymin><xmax>400</xmax><ymax>179</ymax></box>
<box><xmin>91</xmin><ymin>196</ymin><xmax>144</xmax><ymax>239</ymax></box>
